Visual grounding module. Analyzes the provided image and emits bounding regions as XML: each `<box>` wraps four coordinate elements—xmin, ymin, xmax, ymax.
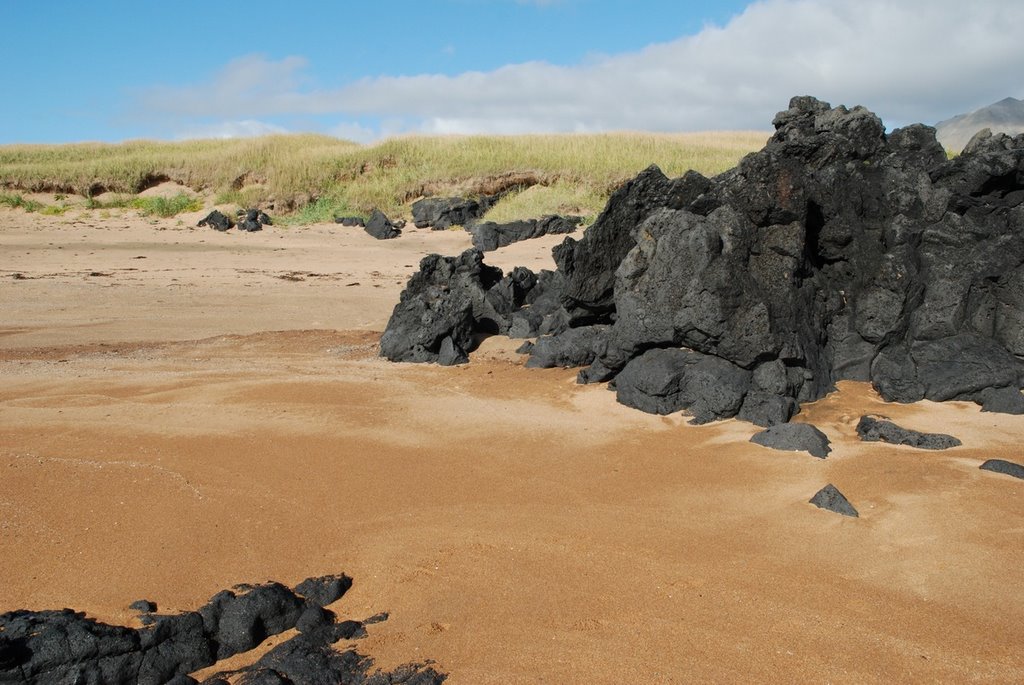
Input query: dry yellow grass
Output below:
<box><xmin>0</xmin><ymin>131</ymin><xmax>769</xmax><ymax>222</ymax></box>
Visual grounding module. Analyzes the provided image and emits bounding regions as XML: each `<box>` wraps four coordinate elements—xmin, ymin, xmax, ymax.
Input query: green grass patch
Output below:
<box><xmin>86</xmin><ymin>194</ymin><xmax>133</xmax><ymax>210</ymax></box>
<box><xmin>483</xmin><ymin>180</ymin><xmax>605</xmax><ymax>225</ymax></box>
<box><xmin>277</xmin><ymin>193</ymin><xmax>362</xmax><ymax>226</ymax></box>
<box><xmin>129</xmin><ymin>193</ymin><xmax>202</xmax><ymax>217</ymax></box>
<box><xmin>0</xmin><ymin>192</ymin><xmax>44</xmax><ymax>212</ymax></box>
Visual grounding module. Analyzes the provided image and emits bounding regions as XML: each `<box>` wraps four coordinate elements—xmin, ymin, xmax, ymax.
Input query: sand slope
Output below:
<box><xmin>2</xmin><ymin>207</ymin><xmax>1023</xmax><ymax>683</ymax></box>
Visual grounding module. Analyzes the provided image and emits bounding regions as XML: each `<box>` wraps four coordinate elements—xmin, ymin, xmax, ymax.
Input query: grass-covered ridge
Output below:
<box><xmin>0</xmin><ymin>131</ymin><xmax>769</xmax><ymax>222</ymax></box>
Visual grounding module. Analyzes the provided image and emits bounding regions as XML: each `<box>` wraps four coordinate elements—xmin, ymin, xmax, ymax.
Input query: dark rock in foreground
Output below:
<box><xmin>856</xmin><ymin>416</ymin><xmax>961</xmax><ymax>450</ymax></box>
<box><xmin>470</xmin><ymin>215</ymin><xmax>582</xmax><ymax>252</ymax></box>
<box><xmin>381</xmin><ymin>96</ymin><xmax>1024</xmax><ymax>425</ymax></box>
<box><xmin>364</xmin><ymin>209</ymin><xmax>402</xmax><ymax>240</ymax></box>
<box><xmin>0</xmin><ymin>573</ymin><xmax>444</xmax><ymax>685</ymax></box>
<box><xmin>197</xmin><ymin>210</ymin><xmax>232</xmax><ymax>231</ymax></box>
<box><xmin>979</xmin><ymin>458</ymin><xmax>1024</xmax><ymax>480</ymax></box>
<box><xmin>809</xmin><ymin>484</ymin><xmax>859</xmax><ymax>517</ymax></box>
<box><xmin>750</xmin><ymin>423</ymin><xmax>832</xmax><ymax>458</ymax></box>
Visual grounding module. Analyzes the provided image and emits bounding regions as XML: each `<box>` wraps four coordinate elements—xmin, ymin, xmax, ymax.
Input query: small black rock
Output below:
<box><xmin>364</xmin><ymin>209</ymin><xmax>401</xmax><ymax>240</ymax></box>
<box><xmin>856</xmin><ymin>416</ymin><xmax>961</xmax><ymax>450</ymax></box>
<box><xmin>809</xmin><ymin>484</ymin><xmax>859</xmax><ymax>517</ymax></box>
<box><xmin>751</xmin><ymin>423</ymin><xmax>831</xmax><ymax>458</ymax></box>
<box><xmin>129</xmin><ymin>599</ymin><xmax>157</xmax><ymax>613</ymax></box>
<box><xmin>197</xmin><ymin>210</ymin><xmax>233</xmax><ymax>231</ymax></box>
<box><xmin>979</xmin><ymin>459</ymin><xmax>1024</xmax><ymax>480</ymax></box>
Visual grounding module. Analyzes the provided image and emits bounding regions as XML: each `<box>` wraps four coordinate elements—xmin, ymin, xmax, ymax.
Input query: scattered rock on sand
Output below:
<box><xmin>197</xmin><ymin>209</ymin><xmax>271</xmax><ymax>233</ymax></box>
<box><xmin>363</xmin><ymin>209</ymin><xmax>401</xmax><ymax>240</ymax></box>
<box><xmin>197</xmin><ymin>210</ymin><xmax>233</xmax><ymax>231</ymax></box>
<box><xmin>979</xmin><ymin>458</ymin><xmax>1024</xmax><ymax>480</ymax></box>
<box><xmin>750</xmin><ymin>423</ymin><xmax>832</xmax><ymax>458</ymax></box>
<box><xmin>809</xmin><ymin>484</ymin><xmax>859</xmax><ymax>517</ymax></box>
<box><xmin>856</xmin><ymin>416</ymin><xmax>961</xmax><ymax>450</ymax></box>
<box><xmin>237</xmin><ymin>208</ymin><xmax>272</xmax><ymax>232</ymax></box>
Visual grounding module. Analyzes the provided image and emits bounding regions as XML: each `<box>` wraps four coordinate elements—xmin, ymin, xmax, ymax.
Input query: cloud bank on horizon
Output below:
<box><xmin>87</xmin><ymin>0</ymin><xmax>1024</xmax><ymax>142</ymax></box>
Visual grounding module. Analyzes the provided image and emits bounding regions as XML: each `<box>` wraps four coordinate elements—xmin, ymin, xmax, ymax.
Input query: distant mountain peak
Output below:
<box><xmin>934</xmin><ymin>96</ymin><xmax>1024</xmax><ymax>152</ymax></box>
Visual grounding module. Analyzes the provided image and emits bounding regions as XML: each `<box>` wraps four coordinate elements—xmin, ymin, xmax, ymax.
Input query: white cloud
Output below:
<box><xmin>176</xmin><ymin>119</ymin><xmax>289</xmax><ymax>139</ymax></box>
<box><xmin>142</xmin><ymin>54</ymin><xmax>310</xmax><ymax>121</ymax></box>
<box><xmin>328</xmin><ymin>121</ymin><xmax>377</xmax><ymax>143</ymax></box>
<box><xmin>140</xmin><ymin>0</ymin><xmax>1024</xmax><ymax>137</ymax></box>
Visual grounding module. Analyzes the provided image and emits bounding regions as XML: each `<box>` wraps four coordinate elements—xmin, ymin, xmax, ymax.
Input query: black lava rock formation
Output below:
<box><xmin>979</xmin><ymin>458</ymin><xmax>1024</xmax><ymax>480</ymax></box>
<box><xmin>809</xmin><ymin>484</ymin><xmax>859</xmax><ymax>517</ymax></box>
<box><xmin>381</xmin><ymin>96</ymin><xmax>1024</xmax><ymax>425</ymax></box>
<box><xmin>197</xmin><ymin>211</ymin><xmax>233</xmax><ymax>231</ymax></box>
<box><xmin>364</xmin><ymin>209</ymin><xmax>402</xmax><ymax>240</ymax></box>
<box><xmin>0</xmin><ymin>574</ymin><xmax>445</xmax><ymax>685</ymax></box>
<box><xmin>750</xmin><ymin>423</ymin><xmax>832</xmax><ymax>458</ymax></box>
<box><xmin>198</xmin><ymin>209</ymin><xmax>271</xmax><ymax>233</ymax></box>
<box><xmin>469</xmin><ymin>215</ymin><xmax>582</xmax><ymax>252</ymax></box>
<box><xmin>855</xmin><ymin>416</ymin><xmax>961</xmax><ymax>450</ymax></box>
<box><xmin>412</xmin><ymin>195</ymin><xmax>498</xmax><ymax>230</ymax></box>
<box><xmin>236</xmin><ymin>208</ymin><xmax>272</xmax><ymax>232</ymax></box>
<box><xmin>380</xmin><ymin>250</ymin><xmax>546</xmax><ymax>365</ymax></box>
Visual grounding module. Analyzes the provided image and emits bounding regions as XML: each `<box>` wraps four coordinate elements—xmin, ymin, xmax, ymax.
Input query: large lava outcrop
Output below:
<box><xmin>381</xmin><ymin>97</ymin><xmax>1024</xmax><ymax>425</ymax></box>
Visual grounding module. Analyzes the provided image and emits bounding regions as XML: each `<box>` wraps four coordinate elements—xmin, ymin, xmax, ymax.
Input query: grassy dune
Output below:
<box><xmin>0</xmin><ymin>131</ymin><xmax>769</xmax><ymax>223</ymax></box>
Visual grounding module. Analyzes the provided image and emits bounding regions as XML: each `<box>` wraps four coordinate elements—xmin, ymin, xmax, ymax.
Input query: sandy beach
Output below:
<box><xmin>2</xmin><ymin>206</ymin><xmax>1023</xmax><ymax>683</ymax></box>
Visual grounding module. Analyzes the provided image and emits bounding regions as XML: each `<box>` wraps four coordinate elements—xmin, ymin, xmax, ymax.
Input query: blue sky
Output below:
<box><xmin>2</xmin><ymin>0</ymin><xmax>1022</xmax><ymax>144</ymax></box>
